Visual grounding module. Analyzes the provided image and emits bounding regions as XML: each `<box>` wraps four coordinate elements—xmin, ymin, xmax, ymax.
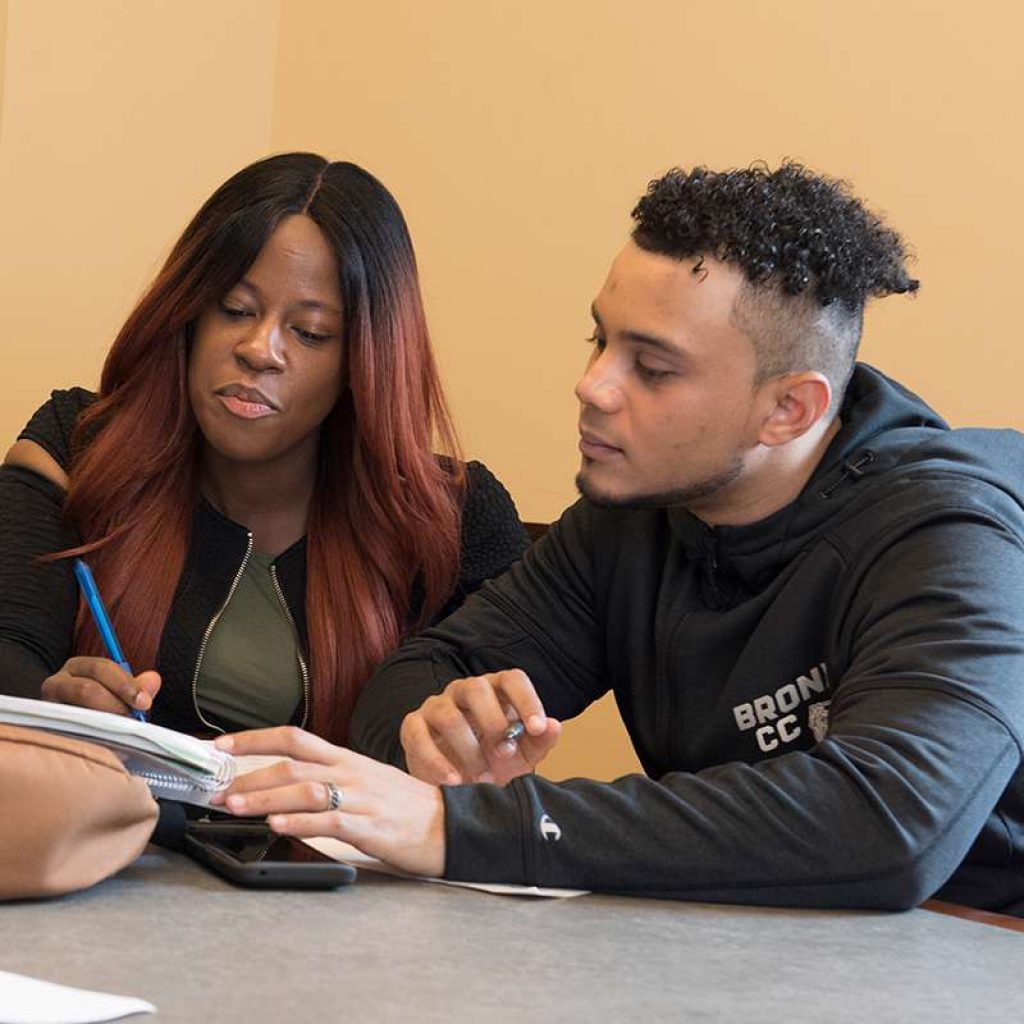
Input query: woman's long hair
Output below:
<box><xmin>62</xmin><ymin>153</ymin><xmax>464</xmax><ymax>741</ymax></box>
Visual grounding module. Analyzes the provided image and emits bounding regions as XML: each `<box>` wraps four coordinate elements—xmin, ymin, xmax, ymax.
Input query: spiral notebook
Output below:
<box><xmin>0</xmin><ymin>694</ymin><xmax>278</xmax><ymax>807</ymax></box>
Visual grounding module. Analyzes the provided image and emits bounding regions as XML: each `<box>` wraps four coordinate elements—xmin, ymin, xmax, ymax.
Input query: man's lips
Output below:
<box><xmin>215</xmin><ymin>383</ymin><xmax>279</xmax><ymax>419</ymax></box>
<box><xmin>579</xmin><ymin>429</ymin><xmax>623</xmax><ymax>459</ymax></box>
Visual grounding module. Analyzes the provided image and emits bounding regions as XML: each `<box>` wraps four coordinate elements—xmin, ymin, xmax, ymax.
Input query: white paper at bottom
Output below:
<box><xmin>303</xmin><ymin>836</ymin><xmax>588</xmax><ymax>898</ymax></box>
<box><xmin>0</xmin><ymin>970</ymin><xmax>155</xmax><ymax>1024</ymax></box>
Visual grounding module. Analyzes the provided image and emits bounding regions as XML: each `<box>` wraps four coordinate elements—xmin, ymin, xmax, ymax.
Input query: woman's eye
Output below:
<box><xmin>294</xmin><ymin>327</ymin><xmax>332</xmax><ymax>343</ymax></box>
<box><xmin>220</xmin><ymin>303</ymin><xmax>252</xmax><ymax>319</ymax></box>
<box><xmin>585</xmin><ymin>333</ymin><xmax>606</xmax><ymax>351</ymax></box>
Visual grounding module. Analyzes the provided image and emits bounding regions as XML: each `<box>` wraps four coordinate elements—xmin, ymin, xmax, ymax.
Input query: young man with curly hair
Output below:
<box><xmin>220</xmin><ymin>164</ymin><xmax>1024</xmax><ymax>916</ymax></box>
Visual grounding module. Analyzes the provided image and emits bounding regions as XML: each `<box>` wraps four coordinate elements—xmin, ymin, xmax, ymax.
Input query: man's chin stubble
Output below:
<box><xmin>574</xmin><ymin>457</ymin><xmax>744</xmax><ymax>511</ymax></box>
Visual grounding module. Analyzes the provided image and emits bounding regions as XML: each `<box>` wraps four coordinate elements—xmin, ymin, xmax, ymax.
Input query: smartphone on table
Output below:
<box><xmin>184</xmin><ymin>821</ymin><xmax>356</xmax><ymax>889</ymax></box>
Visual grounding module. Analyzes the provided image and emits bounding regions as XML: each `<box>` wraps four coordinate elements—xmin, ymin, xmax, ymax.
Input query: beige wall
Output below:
<box><xmin>272</xmin><ymin>2</ymin><xmax>1024</xmax><ymax>517</ymax></box>
<box><xmin>0</xmin><ymin>1</ymin><xmax>8</xmax><ymax>135</ymax></box>
<box><xmin>0</xmin><ymin>0</ymin><xmax>279</xmax><ymax>447</ymax></box>
<box><xmin>3</xmin><ymin>2</ymin><xmax>1022</xmax><ymax>782</ymax></box>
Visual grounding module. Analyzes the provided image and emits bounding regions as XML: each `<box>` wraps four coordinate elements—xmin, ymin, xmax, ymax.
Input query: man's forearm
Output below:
<box><xmin>440</xmin><ymin>688</ymin><xmax>1020</xmax><ymax>909</ymax></box>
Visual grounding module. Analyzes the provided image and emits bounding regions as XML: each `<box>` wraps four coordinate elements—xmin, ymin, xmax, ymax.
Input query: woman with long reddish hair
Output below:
<box><xmin>0</xmin><ymin>152</ymin><xmax>527</xmax><ymax>744</ymax></box>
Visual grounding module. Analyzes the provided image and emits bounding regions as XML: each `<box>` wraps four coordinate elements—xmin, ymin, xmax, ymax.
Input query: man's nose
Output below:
<box><xmin>575</xmin><ymin>351</ymin><xmax>621</xmax><ymax>412</ymax></box>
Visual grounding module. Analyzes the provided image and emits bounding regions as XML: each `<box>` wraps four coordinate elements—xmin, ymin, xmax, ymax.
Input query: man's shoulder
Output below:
<box><xmin>827</xmin><ymin>426</ymin><xmax>1024</xmax><ymax>552</ymax></box>
<box><xmin>883</xmin><ymin>426</ymin><xmax>1024</xmax><ymax>512</ymax></box>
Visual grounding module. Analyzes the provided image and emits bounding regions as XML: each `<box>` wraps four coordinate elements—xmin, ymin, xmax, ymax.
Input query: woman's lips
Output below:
<box><xmin>216</xmin><ymin>393</ymin><xmax>278</xmax><ymax>419</ymax></box>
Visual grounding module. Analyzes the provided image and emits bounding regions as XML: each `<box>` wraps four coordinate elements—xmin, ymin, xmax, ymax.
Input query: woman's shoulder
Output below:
<box><xmin>18</xmin><ymin>387</ymin><xmax>97</xmax><ymax>469</ymax></box>
<box><xmin>458</xmin><ymin>459</ymin><xmax>529</xmax><ymax>580</ymax></box>
<box><xmin>463</xmin><ymin>458</ymin><xmax>515</xmax><ymax>507</ymax></box>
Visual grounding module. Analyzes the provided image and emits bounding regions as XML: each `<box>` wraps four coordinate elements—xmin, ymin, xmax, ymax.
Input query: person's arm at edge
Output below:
<box><xmin>0</xmin><ymin>390</ymin><xmax>95</xmax><ymax>697</ymax></box>
<box><xmin>0</xmin><ymin>461</ymin><xmax>78</xmax><ymax>695</ymax></box>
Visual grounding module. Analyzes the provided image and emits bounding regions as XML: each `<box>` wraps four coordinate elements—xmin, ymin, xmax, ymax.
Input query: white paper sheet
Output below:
<box><xmin>0</xmin><ymin>971</ymin><xmax>154</xmax><ymax>1024</ymax></box>
<box><xmin>303</xmin><ymin>836</ymin><xmax>588</xmax><ymax>898</ymax></box>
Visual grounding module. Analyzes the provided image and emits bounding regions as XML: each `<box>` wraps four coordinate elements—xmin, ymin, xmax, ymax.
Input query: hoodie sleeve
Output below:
<box><xmin>439</xmin><ymin>513</ymin><xmax>1024</xmax><ymax>910</ymax></box>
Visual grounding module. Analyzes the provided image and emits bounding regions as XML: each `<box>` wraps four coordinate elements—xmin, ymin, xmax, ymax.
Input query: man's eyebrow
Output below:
<box><xmin>590</xmin><ymin>303</ymin><xmax>686</xmax><ymax>358</ymax></box>
<box><xmin>235</xmin><ymin>278</ymin><xmax>342</xmax><ymax>315</ymax></box>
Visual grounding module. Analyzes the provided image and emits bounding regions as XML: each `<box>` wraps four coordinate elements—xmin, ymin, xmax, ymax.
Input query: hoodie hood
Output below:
<box><xmin>669</xmin><ymin>363</ymin><xmax>1024</xmax><ymax>607</ymax></box>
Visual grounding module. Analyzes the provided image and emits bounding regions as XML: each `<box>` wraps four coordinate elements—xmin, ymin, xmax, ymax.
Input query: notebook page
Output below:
<box><xmin>0</xmin><ymin>695</ymin><xmax>230</xmax><ymax>778</ymax></box>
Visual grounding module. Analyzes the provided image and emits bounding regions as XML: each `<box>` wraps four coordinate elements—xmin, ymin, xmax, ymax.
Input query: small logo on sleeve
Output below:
<box><xmin>807</xmin><ymin>701</ymin><xmax>831</xmax><ymax>742</ymax></box>
<box><xmin>538</xmin><ymin>813</ymin><xmax>562</xmax><ymax>841</ymax></box>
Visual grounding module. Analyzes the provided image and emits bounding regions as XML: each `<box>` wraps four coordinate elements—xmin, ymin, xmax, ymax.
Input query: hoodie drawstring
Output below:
<box><xmin>819</xmin><ymin>450</ymin><xmax>875</xmax><ymax>499</ymax></box>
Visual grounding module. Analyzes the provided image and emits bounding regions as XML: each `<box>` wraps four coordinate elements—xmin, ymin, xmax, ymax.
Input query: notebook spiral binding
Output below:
<box><xmin>134</xmin><ymin>769</ymin><xmax>215</xmax><ymax>795</ymax></box>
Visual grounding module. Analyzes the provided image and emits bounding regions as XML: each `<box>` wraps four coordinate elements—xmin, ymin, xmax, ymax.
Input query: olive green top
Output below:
<box><xmin>196</xmin><ymin>551</ymin><xmax>303</xmax><ymax>731</ymax></box>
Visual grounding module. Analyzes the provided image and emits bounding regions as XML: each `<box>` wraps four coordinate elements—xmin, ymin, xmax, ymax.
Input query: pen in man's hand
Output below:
<box><xmin>502</xmin><ymin>720</ymin><xmax>525</xmax><ymax>743</ymax></box>
<box><xmin>73</xmin><ymin>558</ymin><xmax>148</xmax><ymax>722</ymax></box>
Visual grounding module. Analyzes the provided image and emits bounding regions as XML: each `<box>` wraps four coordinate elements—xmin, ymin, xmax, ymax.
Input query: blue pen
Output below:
<box><xmin>73</xmin><ymin>558</ymin><xmax>148</xmax><ymax>723</ymax></box>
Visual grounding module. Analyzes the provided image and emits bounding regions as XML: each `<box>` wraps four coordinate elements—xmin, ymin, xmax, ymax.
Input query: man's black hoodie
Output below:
<box><xmin>351</xmin><ymin>365</ymin><xmax>1024</xmax><ymax>913</ymax></box>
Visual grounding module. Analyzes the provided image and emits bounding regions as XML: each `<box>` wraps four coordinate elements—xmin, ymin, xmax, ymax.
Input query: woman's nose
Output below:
<box><xmin>235</xmin><ymin>319</ymin><xmax>285</xmax><ymax>371</ymax></box>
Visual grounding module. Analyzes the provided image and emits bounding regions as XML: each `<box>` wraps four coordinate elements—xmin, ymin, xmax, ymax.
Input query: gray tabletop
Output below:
<box><xmin>1</xmin><ymin>848</ymin><xmax>1020</xmax><ymax>1023</ymax></box>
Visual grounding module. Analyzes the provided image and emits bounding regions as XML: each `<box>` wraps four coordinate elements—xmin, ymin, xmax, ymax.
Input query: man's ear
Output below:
<box><xmin>756</xmin><ymin>372</ymin><xmax>832</xmax><ymax>447</ymax></box>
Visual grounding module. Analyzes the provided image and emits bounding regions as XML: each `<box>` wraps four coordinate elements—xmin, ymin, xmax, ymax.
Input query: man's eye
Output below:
<box><xmin>636</xmin><ymin>362</ymin><xmax>673</xmax><ymax>382</ymax></box>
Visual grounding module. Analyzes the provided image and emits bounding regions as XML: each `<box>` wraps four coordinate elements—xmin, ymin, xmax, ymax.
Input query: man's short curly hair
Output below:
<box><xmin>631</xmin><ymin>162</ymin><xmax>919</xmax><ymax>410</ymax></box>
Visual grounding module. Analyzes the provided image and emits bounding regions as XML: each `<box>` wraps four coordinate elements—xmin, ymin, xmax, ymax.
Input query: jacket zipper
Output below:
<box><xmin>702</xmin><ymin>531</ymin><xmax>722</xmax><ymax>608</ymax></box>
<box><xmin>190</xmin><ymin>532</ymin><xmax>254</xmax><ymax>733</ymax></box>
<box><xmin>270</xmin><ymin>564</ymin><xmax>310</xmax><ymax>729</ymax></box>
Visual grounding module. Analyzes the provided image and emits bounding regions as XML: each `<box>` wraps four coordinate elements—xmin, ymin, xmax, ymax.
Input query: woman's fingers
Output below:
<box><xmin>216</xmin><ymin>725</ymin><xmax>341</xmax><ymax>764</ymax></box>
<box><xmin>209</xmin><ymin>729</ymin><xmax>447</xmax><ymax>877</ymax></box>
<box><xmin>41</xmin><ymin>657</ymin><xmax>154</xmax><ymax>715</ymax></box>
<box><xmin>41</xmin><ymin>673</ymin><xmax>127</xmax><ymax>715</ymax></box>
<box><xmin>267</xmin><ymin>770</ymin><xmax>447</xmax><ymax>877</ymax></box>
<box><xmin>133</xmin><ymin>670</ymin><xmax>162</xmax><ymax>708</ymax></box>
<box><xmin>224</xmin><ymin>779</ymin><xmax>361</xmax><ymax>818</ymax></box>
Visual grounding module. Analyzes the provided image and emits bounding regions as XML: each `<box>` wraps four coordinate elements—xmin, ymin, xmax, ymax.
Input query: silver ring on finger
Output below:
<box><xmin>324</xmin><ymin>782</ymin><xmax>343</xmax><ymax>812</ymax></box>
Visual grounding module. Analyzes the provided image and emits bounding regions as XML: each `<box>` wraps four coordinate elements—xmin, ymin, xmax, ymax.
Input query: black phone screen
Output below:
<box><xmin>202</xmin><ymin>830</ymin><xmax>331</xmax><ymax>864</ymax></box>
<box><xmin>184</xmin><ymin>823</ymin><xmax>357</xmax><ymax>888</ymax></box>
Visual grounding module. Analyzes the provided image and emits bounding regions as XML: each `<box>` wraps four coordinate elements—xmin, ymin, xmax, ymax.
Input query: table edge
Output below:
<box><xmin>922</xmin><ymin>898</ymin><xmax>1024</xmax><ymax>933</ymax></box>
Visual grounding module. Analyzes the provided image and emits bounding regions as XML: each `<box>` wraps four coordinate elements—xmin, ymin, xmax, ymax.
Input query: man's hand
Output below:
<box><xmin>41</xmin><ymin>657</ymin><xmax>161</xmax><ymax>717</ymax></box>
<box><xmin>211</xmin><ymin>727</ymin><xmax>445</xmax><ymax>877</ymax></box>
<box><xmin>399</xmin><ymin>669</ymin><xmax>562</xmax><ymax>786</ymax></box>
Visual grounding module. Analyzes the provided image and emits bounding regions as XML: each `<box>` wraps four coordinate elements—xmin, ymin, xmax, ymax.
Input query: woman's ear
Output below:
<box><xmin>757</xmin><ymin>372</ymin><xmax>832</xmax><ymax>447</ymax></box>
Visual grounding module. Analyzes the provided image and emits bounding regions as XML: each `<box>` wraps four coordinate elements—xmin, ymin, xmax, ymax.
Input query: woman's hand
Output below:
<box><xmin>399</xmin><ymin>669</ymin><xmax>562</xmax><ymax>786</ymax></box>
<box><xmin>41</xmin><ymin>657</ymin><xmax>161</xmax><ymax>716</ymax></box>
<box><xmin>211</xmin><ymin>727</ymin><xmax>446</xmax><ymax>878</ymax></box>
